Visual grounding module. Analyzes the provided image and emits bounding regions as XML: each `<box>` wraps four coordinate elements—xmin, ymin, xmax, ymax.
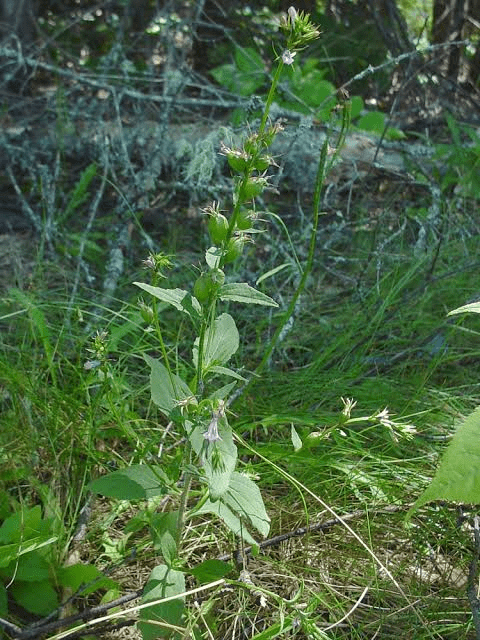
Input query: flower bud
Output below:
<box><xmin>208</xmin><ymin>213</ymin><xmax>229</xmax><ymax>245</ymax></box>
<box><xmin>240</xmin><ymin>176</ymin><xmax>268</xmax><ymax>201</ymax></box>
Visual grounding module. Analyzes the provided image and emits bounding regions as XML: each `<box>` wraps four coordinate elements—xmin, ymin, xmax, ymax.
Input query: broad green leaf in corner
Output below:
<box><xmin>219</xmin><ymin>283</ymin><xmax>278</xmax><ymax>307</ymax></box>
<box><xmin>448</xmin><ymin>301</ymin><xmax>480</xmax><ymax>316</ymax></box>
<box><xmin>408</xmin><ymin>406</ymin><xmax>480</xmax><ymax>519</ymax></box>
<box><xmin>138</xmin><ymin>564</ymin><xmax>185</xmax><ymax>640</ymax></box>
<box><xmin>145</xmin><ymin>354</ymin><xmax>193</xmax><ymax>416</ymax></box>
<box><xmin>193</xmin><ymin>313</ymin><xmax>239</xmax><ymax>370</ymax></box>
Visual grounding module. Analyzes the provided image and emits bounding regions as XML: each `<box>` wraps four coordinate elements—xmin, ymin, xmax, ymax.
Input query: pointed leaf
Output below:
<box><xmin>8</xmin><ymin>551</ymin><xmax>49</xmax><ymax>582</ymax></box>
<box><xmin>195</xmin><ymin>499</ymin><xmax>257</xmax><ymax>545</ymax></box>
<box><xmin>193</xmin><ymin>313</ymin><xmax>239</xmax><ymax>370</ymax></box>
<box><xmin>0</xmin><ymin>506</ymin><xmax>42</xmax><ymax>544</ymax></box>
<box><xmin>219</xmin><ymin>283</ymin><xmax>278</xmax><ymax>307</ymax></box>
<box><xmin>188</xmin><ymin>559</ymin><xmax>233</xmax><ymax>584</ymax></box>
<box><xmin>89</xmin><ymin>465</ymin><xmax>170</xmax><ymax>500</ymax></box>
<box><xmin>208</xmin><ymin>381</ymin><xmax>237</xmax><ymax>401</ymax></box>
<box><xmin>146</xmin><ymin>354</ymin><xmax>193</xmax><ymax>416</ymax></box>
<box><xmin>256</xmin><ymin>263</ymin><xmax>291</xmax><ymax>286</ymax></box>
<box><xmin>291</xmin><ymin>424</ymin><xmax>302</xmax><ymax>452</ymax></box>
<box><xmin>224</xmin><ymin>472</ymin><xmax>270</xmax><ymax>538</ymax></box>
<box><xmin>58</xmin><ymin>563</ymin><xmax>117</xmax><ymax>595</ymax></box>
<box><xmin>448</xmin><ymin>302</ymin><xmax>480</xmax><ymax>316</ymax></box>
<box><xmin>134</xmin><ymin>283</ymin><xmax>201</xmax><ymax>318</ymax></box>
<box><xmin>210</xmin><ymin>366</ymin><xmax>246</xmax><ymax>381</ymax></box>
<box><xmin>408</xmin><ymin>406</ymin><xmax>480</xmax><ymax>518</ymax></box>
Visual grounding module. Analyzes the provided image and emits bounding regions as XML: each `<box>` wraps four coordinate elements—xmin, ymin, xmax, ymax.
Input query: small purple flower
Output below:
<box><xmin>203</xmin><ymin>401</ymin><xmax>226</xmax><ymax>443</ymax></box>
<box><xmin>204</xmin><ymin>412</ymin><xmax>222</xmax><ymax>443</ymax></box>
<box><xmin>282</xmin><ymin>50</ymin><xmax>296</xmax><ymax>65</ymax></box>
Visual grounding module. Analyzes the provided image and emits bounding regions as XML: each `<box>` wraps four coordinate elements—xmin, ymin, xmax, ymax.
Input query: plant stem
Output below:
<box><xmin>259</xmin><ymin>59</ymin><xmax>284</xmax><ymax>136</ymax></box>
<box><xmin>239</xmin><ymin>138</ymin><xmax>328</xmax><ymax>393</ymax></box>
<box><xmin>175</xmin><ymin>442</ymin><xmax>193</xmax><ymax>551</ymax></box>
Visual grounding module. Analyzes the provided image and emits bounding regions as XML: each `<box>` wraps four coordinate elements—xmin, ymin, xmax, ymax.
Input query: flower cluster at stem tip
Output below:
<box><xmin>280</xmin><ymin>6</ymin><xmax>321</xmax><ymax>66</ymax></box>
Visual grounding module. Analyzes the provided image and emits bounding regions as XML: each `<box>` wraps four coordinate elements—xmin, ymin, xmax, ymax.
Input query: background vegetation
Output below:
<box><xmin>1</xmin><ymin>1</ymin><xmax>480</xmax><ymax>638</ymax></box>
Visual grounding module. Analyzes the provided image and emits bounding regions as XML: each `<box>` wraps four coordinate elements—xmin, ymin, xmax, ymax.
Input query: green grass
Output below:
<box><xmin>1</xmin><ymin>219</ymin><xmax>480</xmax><ymax>639</ymax></box>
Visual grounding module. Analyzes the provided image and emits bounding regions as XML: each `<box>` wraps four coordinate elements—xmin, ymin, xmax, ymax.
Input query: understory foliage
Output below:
<box><xmin>2</xmin><ymin>3</ymin><xmax>480</xmax><ymax>640</ymax></box>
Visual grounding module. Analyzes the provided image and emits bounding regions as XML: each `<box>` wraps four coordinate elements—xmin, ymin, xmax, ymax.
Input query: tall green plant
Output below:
<box><xmin>88</xmin><ymin>9</ymin><xmax>348</xmax><ymax>638</ymax></box>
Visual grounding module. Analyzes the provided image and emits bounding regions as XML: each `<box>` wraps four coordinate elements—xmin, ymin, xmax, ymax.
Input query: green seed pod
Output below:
<box><xmin>253</xmin><ymin>155</ymin><xmax>272</xmax><ymax>172</ymax></box>
<box><xmin>236</xmin><ymin>208</ymin><xmax>255</xmax><ymax>231</ymax></box>
<box><xmin>208</xmin><ymin>213</ymin><xmax>229</xmax><ymax>245</ymax></box>
<box><xmin>224</xmin><ymin>236</ymin><xmax>245</xmax><ymax>263</ymax></box>
<box><xmin>138</xmin><ymin>300</ymin><xmax>154</xmax><ymax>324</ymax></box>
<box><xmin>227</xmin><ymin>152</ymin><xmax>248</xmax><ymax>173</ymax></box>
<box><xmin>241</xmin><ymin>177</ymin><xmax>267</xmax><ymax>201</ymax></box>
<box><xmin>193</xmin><ymin>273</ymin><xmax>214</xmax><ymax>303</ymax></box>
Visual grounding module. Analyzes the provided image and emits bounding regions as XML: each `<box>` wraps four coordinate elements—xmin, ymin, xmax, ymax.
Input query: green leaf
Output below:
<box><xmin>58</xmin><ymin>564</ymin><xmax>117</xmax><ymax>595</ymax></box>
<box><xmin>189</xmin><ymin>422</ymin><xmax>237</xmax><ymax>500</ymax></box>
<box><xmin>448</xmin><ymin>302</ymin><xmax>480</xmax><ymax>316</ymax></box>
<box><xmin>357</xmin><ymin>111</ymin><xmax>385</xmax><ymax>135</ymax></box>
<box><xmin>299</xmin><ymin>77</ymin><xmax>335</xmax><ymax>109</ymax></box>
<box><xmin>209</xmin><ymin>366</ymin><xmax>246</xmax><ymax>382</ymax></box>
<box><xmin>0</xmin><ymin>505</ymin><xmax>42</xmax><ymax>544</ymax></box>
<box><xmin>223</xmin><ymin>472</ymin><xmax>270</xmax><ymax>538</ymax></box>
<box><xmin>193</xmin><ymin>313</ymin><xmax>239</xmax><ymax>371</ymax></box>
<box><xmin>235</xmin><ymin>46</ymin><xmax>264</xmax><ymax>74</ymax></box>
<box><xmin>159</xmin><ymin>530</ymin><xmax>177</xmax><ymax>568</ymax></box>
<box><xmin>408</xmin><ymin>406</ymin><xmax>480</xmax><ymax>519</ymax></box>
<box><xmin>146</xmin><ymin>354</ymin><xmax>193</xmax><ymax>416</ymax></box>
<box><xmin>134</xmin><ymin>283</ymin><xmax>201</xmax><ymax>318</ymax></box>
<box><xmin>138</xmin><ymin>564</ymin><xmax>185</xmax><ymax>640</ymax></box>
<box><xmin>219</xmin><ymin>283</ymin><xmax>278</xmax><ymax>307</ymax></box>
<box><xmin>256</xmin><ymin>263</ymin><xmax>291</xmax><ymax>286</ymax></box>
<box><xmin>11</xmin><ymin>579</ymin><xmax>58</xmax><ymax>616</ymax></box>
<box><xmin>210</xmin><ymin>63</ymin><xmax>236</xmax><ymax>91</ymax></box>
<box><xmin>208</xmin><ymin>381</ymin><xmax>237</xmax><ymax>401</ymax></box>
<box><xmin>89</xmin><ymin>465</ymin><xmax>170</xmax><ymax>501</ymax></box>
<box><xmin>291</xmin><ymin>424</ymin><xmax>302</xmax><ymax>452</ymax></box>
<box><xmin>7</xmin><ymin>551</ymin><xmax>50</xmax><ymax>582</ymax></box>
<box><xmin>350</xmin><ymin>95</ymin><xmax>364</xmax><ymax>119</ymax></box>
<box><xmin>150</xmin><ymin>512</ymin><xmax>179</xmax><ymax>567</ymax></box>
<box><xmin>0</xmin><ymin>538</ymin><xmax>58</xmax><ymax>569</ymax></box>
<box><xmin>63</xmin><ymin>162</ymin><xmax>97</xmax><ymax>221</ymax></box>
<box><xmin>195</xmin><ymin>499</ymin><xmax>257</xmax><ymax>545</ymax></box>
<box><xmin>188</xmin><ymin>559</ymin><xmax>233</xmax><ymax>584</ymax></box>
<box><xmin>194</xmin><ymin>472</ymin><xmax>270</xmax><ymax>542</ymax></box>
<box><xmin>205</xmin><ymin>247</ymin><xmax>222</xmax><ymax>269</ymax></box>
